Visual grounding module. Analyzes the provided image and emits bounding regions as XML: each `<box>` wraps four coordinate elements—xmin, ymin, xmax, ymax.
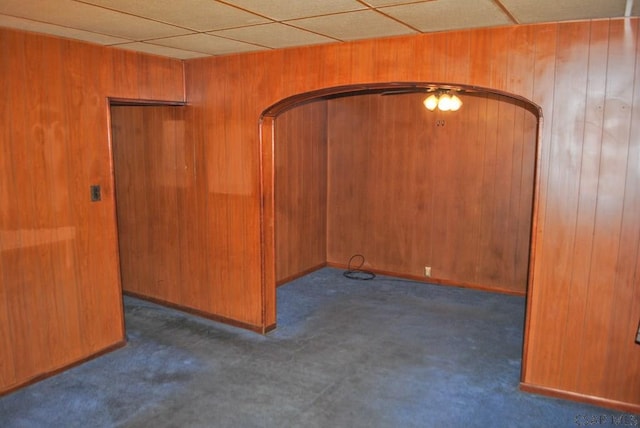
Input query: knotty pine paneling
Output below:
<box><xmin>0</xmin><ymin>27</ymin><xmax>184</xmax><ymax>394</ymax></box>
<box><xmin>185</xmin><ymin>17</ymin><xmax>640</xmax><ymax>410</ymax></box>
<box><xmin>275</xmin><ymin>101</ymin><xmax>328</xmax><ymax>284</ymax></box>
<box><xmin>325</xmin><ymin>92</ymin><xmax>537</xmax><ymax>293</ymax></box>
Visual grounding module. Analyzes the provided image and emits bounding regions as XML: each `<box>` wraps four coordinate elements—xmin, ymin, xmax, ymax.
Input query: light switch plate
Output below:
<box><xmin>90</xmin><ymin>185</ymin><xmax>101</xmax><ymax>202</ymax></box>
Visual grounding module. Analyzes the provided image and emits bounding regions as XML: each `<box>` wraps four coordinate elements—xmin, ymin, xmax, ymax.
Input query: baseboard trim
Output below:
<box><xmin>123</xmin><ymin>291</ymin><xmax>271</xmax><ymax>334</ymax></box>
<box><xmin>520</xmin><ymin>382</ymin><xmax>640</xmax><ymax>414</ymax></box>
<box><xmin>0</xmin><ymin>340</ymin><xmax>126</xmax><ymax>397</ymax></box>
<box><xmin>276</xmin><ymin>263</ymin><xmax>327</xmax><ymax>287</ymax></box>
<box><xmin>325</xmin><ymin>262</ymin><xmax>526</xmax><ymax>296</ymax></box>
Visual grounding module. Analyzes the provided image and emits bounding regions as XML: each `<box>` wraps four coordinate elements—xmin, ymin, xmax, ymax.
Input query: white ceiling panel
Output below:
<box><xmin>80</xmin><ymin>0</ymin><xmax>270</xmax><ymax>31</ymax></box>
<box><xmin>288</xmin><ymin>10</ymin><xmax>416</xmax><ymax>41</ymax></box>
<box><xmin>364</xmin><ymin>0</ymin><xmax>436</xmax><ymax>6</ymax></box>
<box><xmin>0</xmin><ymin>0</ymin><xmax>192</xmax><ymax>40</ymax></box>
<box><xmin>224</xmin><ymin>0</ymin><xmax>367</xmax><ymax>21</ymax></box>
<box><xmin>149</xmin><ymin>33</ymin><xmax>268</xmax><ymax>56</ymax></box>
<box><xmin>500</xmin><ymin>0</ymin><xmax>628</xmax><ymax>24</ymax></box>
<box><xmin>0</xmin><ymin>0</ymin><xmax>637</xmax><ymax>59</ymax></box>
<box><xmin>113</xmin><ymin>41</ymin><xmax>211</xmax><ymax>59</ymax></box>
<box><xmin>210</xmin><ymin>23</ymin><xmax>337</xmax><ymax>49</ymax></box>
<box><xmin>0</xmin><ymin>14</ymin><xmax>129</xmax><ymax>45</ymax></box>
<box><xmin>380</xmin><ymin>0</ymin><xmax>513</xmax><ymax>32</ymax></box>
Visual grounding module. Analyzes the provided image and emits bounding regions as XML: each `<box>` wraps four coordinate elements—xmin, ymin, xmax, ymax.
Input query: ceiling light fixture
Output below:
<box><xmin>423</xmin><ymin>91</ymin><xmax>462</xmax><ymax>112</ymax></box>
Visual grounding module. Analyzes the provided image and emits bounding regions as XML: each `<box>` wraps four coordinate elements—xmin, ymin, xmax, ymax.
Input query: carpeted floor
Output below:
<box><xmin>0</xmin><ymin>268</ymin><xmax>634</xmax><ymax>427</ymax></box>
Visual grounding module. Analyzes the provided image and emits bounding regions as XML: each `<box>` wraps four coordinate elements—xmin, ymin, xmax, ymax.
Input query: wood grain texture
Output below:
<box><xmin>0</xmin><ymin>27</ymin><xmax>184</xmax><ymax>394</ymax></box>
<box><xmin>111</xmin><ymin>106</ymin><xmax>184</xmax><ymax>304</ymax></box>
<box><xmin>324</xmin><ymin>92</ymin><xmax>537</xmax><ymax>293</ymax></box>
<box><xmin>576</xmin><ymin>18</ymin><xmax>637</xmax><ymax>397</ymax></box>
<box><xmin>184</xmin><ymin>19</ymin><xmax>639</xmax><ymax>409</ymax></box>
<box><xmin>180</xmin><ymin>56</ymin><xmax>266</xmax><ymax>327</ymax></box>
<box><xmin>274</xmin><ymin>101</ymin><xmax>328</xmax><ymax>284</ymax></box>
<box><xmin>520</xmin><ymin>19</ymin><xmax>640</xmax><ymax>410</ymax></box>
<box><xmin>2</xmin><ymin>15</ymin><xmax>640</xmax><ymax>411</ymax></box>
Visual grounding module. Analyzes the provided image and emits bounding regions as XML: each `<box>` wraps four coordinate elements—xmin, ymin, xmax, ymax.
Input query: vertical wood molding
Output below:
<box><xmin>260</xmin><ymin>116</ymin><xmax>277</xmax><ymax>329</ymax></box>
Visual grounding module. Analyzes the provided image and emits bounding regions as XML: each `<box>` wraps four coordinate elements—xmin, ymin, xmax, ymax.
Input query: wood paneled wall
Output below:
<box><xmin>0</xmin><ymin>28</ymin><xmax>184</xmax><ymax>393</ymax></box>
<box><xmin>111</xmin><ymin>105</ymin><xmax>258</xmax><ymax>330</ymax></box>
<box><xmin>185</xmin><ymin>18</ymin><xmax>640</xmax><ymax>411</ymax></box>
<box><xmin>111</xmin><ymin>106</ymin><xmax>190</xmax><ymax>303</ymax></box>
<box><xmin>326</xmin><ymin>92</ymin><xmax>537</xmax><ymax>294</ymax></box>
<box><xmin>274</xmin><ymin>101</ymin><xmax>328</xmax><ymax>284</ymax></box>
<box><xmin>182</xmin><ymin>55</ymin><xmax>270</xmax><ymax>330</ymax></box>
<box><xmin>521</xmin><ymin>20</ymin><xmax>640</xmax><ymax>410</ymax></box>
<box><xmin>2</xmin><ymin>17</ymin><xmax>637</xmax><ymax>411</ymax></box>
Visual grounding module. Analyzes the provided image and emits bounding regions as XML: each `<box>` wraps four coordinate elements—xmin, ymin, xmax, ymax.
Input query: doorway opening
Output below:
<box><xmin>108</xmin><ymin>99</ymin><xmax>187</xmax><ymax>333</ymax></box>
<box><xmin>259</xmin><ymin>82</ymin><xmax>542</xmax><ymax>377</ymax></box>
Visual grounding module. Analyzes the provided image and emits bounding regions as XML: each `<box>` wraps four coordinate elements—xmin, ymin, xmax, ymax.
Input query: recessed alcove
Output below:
<box><xmin>261</xmin><ymin>83</ymin><xmax>541</xmax><ymax>300</ymax></box>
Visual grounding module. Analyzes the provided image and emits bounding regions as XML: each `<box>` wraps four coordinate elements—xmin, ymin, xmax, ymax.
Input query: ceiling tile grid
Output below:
<box><xmin>114</xmin><ymin>41</ymin><xmax>212</xmax><ymax>59</ymax></box>
<box><xmin>499</xmin><ymin>0</ymin><xmax>629</xmax><ymax>24</ymax></box>
<box><xmin>143</xmin><ymin>32</ymin><xmax>268</xmax><ymax>56</ymax></box>
<box><xmin>210</xmin><ymin>22</ymin><xmax>336</xmax><ymax>49</ymax></box>
<box><xmin>0</xmin><ymin>0</ymin><xmax>638</xmax><ymax>59</ymax></box>
<box><xmin>0</xmin><ymin>13</ymin><xmax>131</xmax><ymax>45</ymax></box>
<box><xmin>79</xmin><ymin>0</ymin><xmax>271</xmax><ymax>31</ymax></box>
<box><xmin>223</xmin><ymin>0</ymin><xmax>369</xmax><ymax>21</ymax></box>
<box><xmin>285</xmin><ymin>9</ymin><xmax>416</xmax><ymax>41</ymax></box>
<box><xmin>379</xmin><ymin>0</ymin><xmax>513</xmax><ymax>32</ymax></box>
<box><xmin>0</xmin><ymin>0</ymin><xmax>194</xmax><ymax>40</ymax></box>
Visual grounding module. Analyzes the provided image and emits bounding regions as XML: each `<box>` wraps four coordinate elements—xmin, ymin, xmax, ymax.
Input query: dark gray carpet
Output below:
<box><xmin>0</xmin><ymin>268</ymin><xmax>633</xmax><ymax>427</ymax></box>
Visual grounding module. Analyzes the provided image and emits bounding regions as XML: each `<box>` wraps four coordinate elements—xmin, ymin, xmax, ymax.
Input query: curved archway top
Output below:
<box><xmin>261</xmin><ymin>81</ymin><xmax>543</xmax><ymax>119</ymax></box>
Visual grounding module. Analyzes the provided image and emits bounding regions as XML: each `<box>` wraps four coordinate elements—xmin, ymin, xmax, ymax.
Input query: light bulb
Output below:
<box><xmin>423</xmin><ymin>94</ymin><xmax>438</xmax><ymax>111</ymax></box>
<box><xmin>450</xmin><ymin>95</ymin><xmax>462</xmax><ymax>111</ymax></box>
<box><xmin>437</xmin><ymin>94</ymin><xmax>451</xmax><ymax>111</ymax></box>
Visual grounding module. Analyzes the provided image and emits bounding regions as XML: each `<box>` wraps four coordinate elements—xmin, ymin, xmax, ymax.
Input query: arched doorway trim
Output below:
<box><xmin>258</xmin><ymin>83</ymin><xmax>543</xmax><ymax>378</ymax></box>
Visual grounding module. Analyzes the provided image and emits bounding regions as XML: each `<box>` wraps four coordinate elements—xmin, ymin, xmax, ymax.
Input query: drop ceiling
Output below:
<box><xmin>0</xmin><ymin>0</ymin><xmax>637</xmax><ymax>60</ymax></box>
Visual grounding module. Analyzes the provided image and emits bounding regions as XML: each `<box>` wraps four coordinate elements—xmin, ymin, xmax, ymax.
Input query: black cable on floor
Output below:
<box><xmin>343</xmin><ymin>254</ymin><xmax>376</xmax><ymax>280</ymax></box>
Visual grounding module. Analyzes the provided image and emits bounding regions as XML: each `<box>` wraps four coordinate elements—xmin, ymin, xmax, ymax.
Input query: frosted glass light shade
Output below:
<box><xmin>423</xmin><ymin>94</ymin><xmax>438</xmax><ymax>111</ymax></box>
<box><xmin>423</xmin><ymin>92</ymin><xmax>463</xmax><ymax>112</ymax></box>
<box><xmin>450</xmin><ymin>95</ymin><xmax>462</xmax><ymax>111</ymax></box>
<box><xmin>437</xmin><ymin>94</ymin><xmax>452</xmax><ymax>111</ymax></box>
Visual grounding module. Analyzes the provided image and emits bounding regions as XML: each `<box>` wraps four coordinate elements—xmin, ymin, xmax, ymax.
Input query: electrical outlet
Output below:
<box><xmin>424</xmin><ymin>266</ymin><xmax>432</xmax><ymax>277</ymax></box>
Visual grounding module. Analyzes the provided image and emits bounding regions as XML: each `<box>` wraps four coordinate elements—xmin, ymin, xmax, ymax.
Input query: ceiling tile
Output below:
<box><xmin>0</xmin><ymin>14</ymin><xmax>130</xmax><ymax>45</ymax></box>
<box><xmin>224</xmin><ymin>0</ymin><xmax>367</xmax><ymax>21</ymax></box>
<box><xmin>149</xmin><ymin>33</ymin><xmax>268</xmax><ymax>56</ymax></box>
<box><xmin>113</xmin><ymin>42</ymin><xmax>210</xmax><ymax>59</ymax></box>
<box><xmin>0</xmin><ymin>0</ymin><xmax>636</xmax><ymax>59</ymax></box>
<box><xmin>364</xmin><ymin>0</ymin><xmax>435</xmax><ymax>6</ymax></box>
<box><xmin>80</xmin><ymin>0</ymin><xmax>270</xmax><ymax>31</ymax></box>
<box><xmin>381</xmin><ymin>0</ymin><xmax>512</xmax><ymax>32</ymax></box>
<box><xmin>0</xmin><ymin>0</ymin><xmax>192</xmax><ymax>40</ymax></box>
<box><xmin>210</xmin><ymin>23</ymin><xmax>336</xmax><ymax>49</ymax></box>
<box><xmin>287</xmin><ymin>10</ymin><xmax>416</xmax><ymax>41</ymax></box>
<box><xmin>500</xmin><ymin>0</ymin><xmax>628</xmax><ymax>24</ymax></box>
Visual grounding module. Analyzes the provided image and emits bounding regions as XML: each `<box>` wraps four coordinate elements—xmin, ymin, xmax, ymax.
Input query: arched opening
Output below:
<box><xmin>259</xmin><ymin>83</ymin><xmax>542</xmax><ymax>352</ymax></box>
